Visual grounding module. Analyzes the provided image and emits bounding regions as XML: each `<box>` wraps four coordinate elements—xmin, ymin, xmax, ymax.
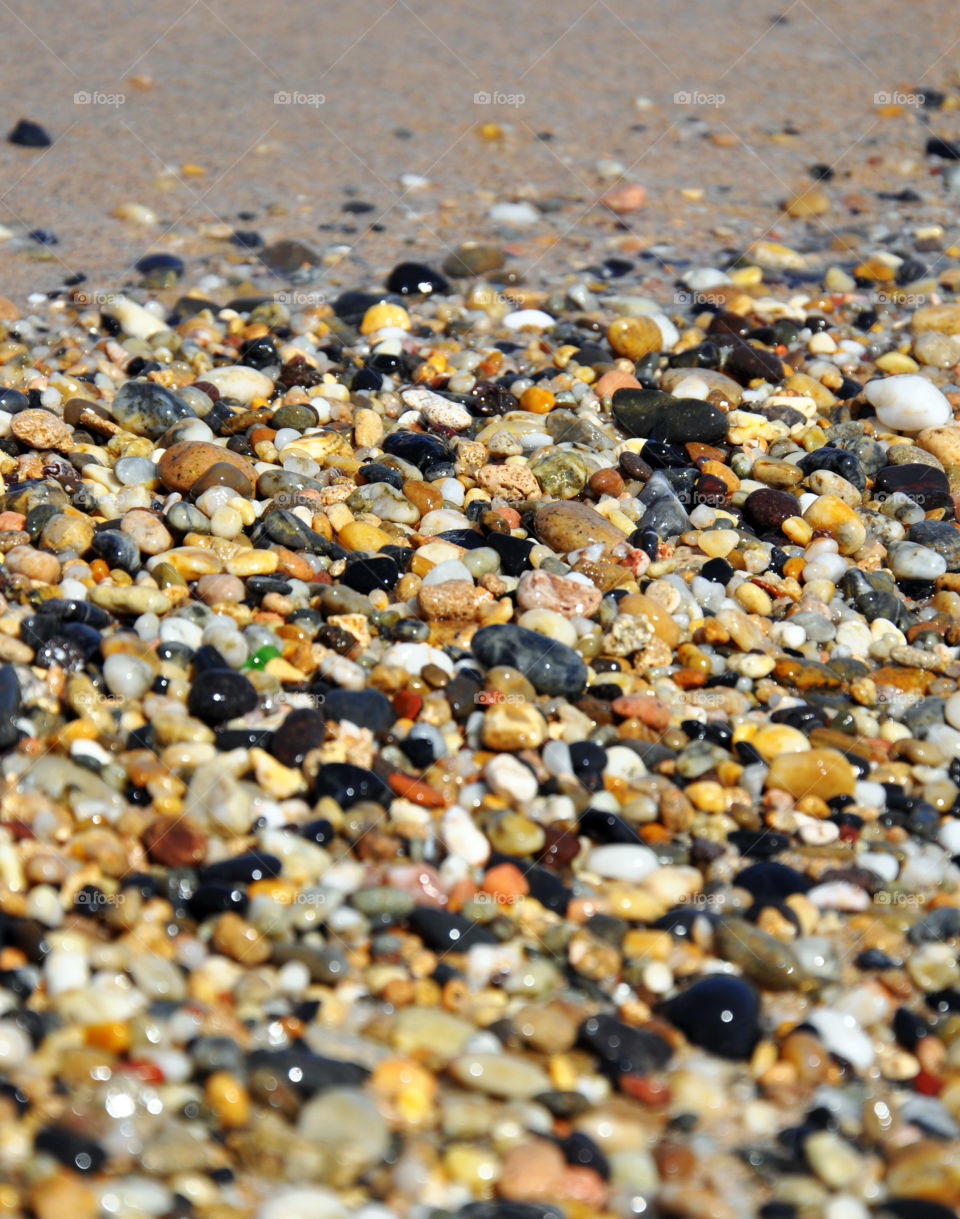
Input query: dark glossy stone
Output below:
<box><xmin>0</xmin><ymin>665</ymin><xmax>22</xmax><ymax>749</ymax></box>
<box><xmin>724</xmin><ymin>339</ymin><xmax>784</xmax><ymax>384</ymax></box>
<box><xmin>269</xmin><ymin>708</ymin><xmax>327</xmax><ymax>768</ymax></box>
<box><xmin>407</xmin><ymin>907</ymin><xmax>498</xmax><ymax>952</ymax></box>
<box><xmin>664</xmin><ymin>975</ymin><xmax>760</xmax><ymax>1059</ymax></box>
<box><xmin>91</xmin><ymin>528</ymin><xmax>140</xmax><ymax>573</ymax></box>
<box><xmin>841</xmin><ymin>568</ymin><xmax>903</xmax><ymax>623</ymax></box>
<box><xmin>202</xmin><ymin>851</ymin><xmax>281</xmax><ymax>884</ymax></box>
<box><xmin>381</xmin><ymin>429</ymin><xmax>452</xmax><ymax>473</ymax></box>
<box><xmin>612</xmin><ymin>388</ymin><xmax>727</xmax><ymax>444</ymax></box>
<box><xmin>907</xmin><ymin>520</ymin><xmax>960</xmax><ymax>571</ymax></box>
<box><xmin>111</xmin><ymin>381</ymin><xmax>196</xmax><ymax>438</ymax></box>
<box><xmin>313</xmin><ymin>762</ymin><xmax>390</xmax><ymax>808</ymax></box>
<box><xmin>191</xmin><ymin>462</ymin><xmax>256</xmax><ymax>497</ymax></box>
<box><xmin>459</xmin><ymin>1205</ymin><xmax>563</xmax><ymax>1219</ymax></box>
<box><xmin>186</xmin><ymin>670</ymin><xmax>258</xmax><ymax>724</ymax></box>
<box><xmin>743</xmin><ymin>487</ymin><xmax>800</xmax><ymax>532</ymax></box>
<box><xmin>341</xmin><ymin>554</ymin><xmax>400</xmax><ymax>594</ymax></box>
<box><xmin>300</xmin><ymin>818</ymin><xmax>335</xmax><ymax>847</ymax></box>
<box><xmin>386</xmin><ymin>261</ymin><xmax>449</xmax><ymax>296</ymax></box>
<box><xmin>577</xmin><ymin>1013</ymin><xmax>673</xmax><ymax>1077</ymax></box>
<box><xmin>636</xmin><ymin>470</ymin><xmax>690</xmax><ymax>536</ymax></box>
<box><xmin>579</xmin><ymin>808</ymin><xmax>642</xmax><ymax>845</ymax></box>
<box><xmin>736</xmin><ymin>861</ymin><xmax>813</xmax><ymax>901</ymax></box>
<box><xmin>257</xmin><ymin>468</ymin><xmax>326</xmax><ymax>498</ymax></box>
<box><xmin>795</xmin><ymin>447</ymin><xmax>866</xmax><ymax>490</ymax></box>
<box><xmin>188</xmin><ymin>882</ymin><xmax>249</xmax><ymax>920</ymax></box>
<box><xmin>561</xmin><ymin>1131</ymin><xmax>610</xmax><ymax>1179</ymax></box>
<box><xmin>34</xmin><ymin>1126</ymin><xmax>105</xmax><ymax>1174</ymax></box>
<box><xmin>471</xmin><ymin>624</ymin><xmax>588</xmax><ymax>697</ymax></box>
<box><xmin>246</xmin><ymin>1047</ymin><xmax>368</xmax><ymax>1095</ymax></box>
<box><xmin>256</xmin><ymin>509</ymin><xmax>346</xmax><ymax>559</ymax></box>
<box><xmin>485</xmin><ymin>532</ymin><xmax>535</xmax><ymax>576</ymax></box>
<box><xmin>321</xmin><ymin>688</ymin><xmax>394</xmax><ymax>734</ymax></box>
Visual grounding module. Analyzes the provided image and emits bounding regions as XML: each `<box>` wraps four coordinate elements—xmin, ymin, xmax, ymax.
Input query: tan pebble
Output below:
<box><xmin>497</xmin><ymin>1139</ymin><xmax>567</xmax><ymax>1201</ymax></box>
<box><xmin>477</xmin><ymin>464</ymin><xmax>541</xmax><ymax>501</ymax></box>
<box><xmin>338</xmin><ymin>520</ymin><xmax>392</xmax><ymax>551</ymax></box>
<box><xmin>28</xmin><ymin>1173</ymin><xmax>98</xmax><ymax>1219</ymax></box>
<box><xmin>4</xmin><ymin>544</ymin><xmax>61</xmax><ymax>583</ymax></box>
<box><xmin>157</xmin><ymin>441</ymin><xmax>256</xmax><ymax>494</ymax></box>
<box><xmin>599</xmin><ymin>183</ymin><xmax>646</xmax><ymax>214</ymax></box>
<box><xmin>212</xmin><ymin>911</ymin><xmax>271</xmax><ymax>963</ymax></box>
<box><xmin>783</xmin><ymin>188</ymin><xmax>830</xmax><ymax>218</ymax></box>
<box><xmin>482</xmin><ymin>702</ymin><xmax>548</xmax><ymax>750</ymax></box>
<box><xmin>418</xmin><ymin>579</ymin><xmax>477</xmax><ymax>621</ymax></box>
<box><xmin>766</xmin><ymin>749</ymin><xmax>856</xmax><ymax>801</ymax></box>
<box><xmin>911</xmin><ymin>303</ymin><xmax>960</xmax><ymax>335</ymax></box>
<box><xmin>606</xmin><ymin>316</ymin><xmax>661</xmax><ymax>360</ymax></box>
<box><xmin>802</xmin><ymin>494</ymin><xmax>866</xmax><ymax>554</ymax></box>
<box><xmin>10</xmin><ymin>408</ymin><xmax>73</xmax><ymax>451</ymax></box>
<box><xmin>354</xmin><ymin>407</ymin><xmax>383</xmax><ymax>447</ymax></box>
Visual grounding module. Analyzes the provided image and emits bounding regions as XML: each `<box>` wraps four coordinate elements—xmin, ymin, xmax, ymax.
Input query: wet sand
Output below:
<box><xmin>1</xmin><ymin>0</ymin><xmax>958</xmax><ymax>303</ymax></box>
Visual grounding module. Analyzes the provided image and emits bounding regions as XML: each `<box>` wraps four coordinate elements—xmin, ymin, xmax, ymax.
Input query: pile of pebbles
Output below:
<box><xmin>0</xmin><ymin>242</ymin><xmax>960</xmax><ymax>1219</ymax></box>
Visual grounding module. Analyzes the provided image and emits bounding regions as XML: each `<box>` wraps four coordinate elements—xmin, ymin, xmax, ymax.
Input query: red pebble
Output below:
<box><xmin>393</xmin><ymin>690</ymin><xmax>422</xmax><ymax>720</ymax></box>
<box><xmin>119</xmin><ymin>1060</ymin><xmax>165</xmax><ymax>1083</ymax></box>
<box><xmin>914</xmin><ymin>1070</ymin><xmax>944</xmax><ymax>1097</ymax></box>
<box><xmin>619</xmin><ymin>1074</ymin><xmax>670</xmax><ymax>1104</ymax></box>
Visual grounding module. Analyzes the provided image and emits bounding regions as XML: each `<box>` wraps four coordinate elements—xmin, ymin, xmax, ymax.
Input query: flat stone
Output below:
<box><xmin>533</xmin><ymin>501</ymin><xmax>628</xmax><ymax>553</ymax></box>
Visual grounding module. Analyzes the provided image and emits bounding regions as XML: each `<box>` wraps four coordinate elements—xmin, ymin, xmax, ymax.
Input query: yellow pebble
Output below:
<box><xmin>699</xmin><ymin>529</ymin><xmax>739</xmax><ymax>559</ymax></box>
<box><xmin>751</xmin><ymin>723</ymin><xmax>810</xmax><ymax>761</ymax></box>
<box><xmin>205</xmin><ymin>1071</ymin><xmax>251</xmax><ymax>1128</ymax></box>
<box><xmin>338</xmin><ymin>520</ymin><xmax>392</xmax><ymax>551</ymax></box>
<box><xmin>782</xmin><ymin>515</ymin><xmax>813</xmax><ymax>545</ymax></box>
<box><xmin>874</xmin><ymin>351</ymin><xmax>919</xmax><ymax>374</ymax></box>
<box><xmin>735</xmin><ymin>581</ymin><xmax>773</xmax><ymax>616</ymax></box>
<box><xmin>360</xmin><ymin>303</ymin><xmax>411</xmax><ymax>334</ymax></box>
<box><xmin>685</xmin><ymin>780</ymin><xmax>727</xmax><ymax>813</ymax></box>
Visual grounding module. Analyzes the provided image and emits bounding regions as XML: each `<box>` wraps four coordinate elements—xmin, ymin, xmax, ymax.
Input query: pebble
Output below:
<box><xmin>864</xmin><ymin>374</ymin><xmax>952</xmax><ymax>431</ymax></box>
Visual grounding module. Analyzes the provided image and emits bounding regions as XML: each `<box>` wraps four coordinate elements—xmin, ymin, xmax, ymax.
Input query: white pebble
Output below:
<box><xmin>864</xmin><ymin>373</ymin><xmax>951</xmax><ymax>432</ymax></box>
<box><xmin>401</xmin><ymin>387</ymin><xmax>473</xmax><ymax>430</ymax></box>
<box><xmin>807</xmin><ymin>1008</ymin><xmax>875</xmax><ymax>1069</ymax></box>
<box><xmin>45</xmin><ymin>950</ymin><xmax>90</xmax><ymax>996</ymax></box>
<box><xmin>503</xmin><ymin>309</ymin><xmax>555</xmax><ymax>331</ymax></box>
<box><xmin>585</xmin><ymin>843</ymin><xmax>659</xmax><ymax>882</ymax></box>
<box><xmin>103</xmin><ymin>654</ymin><xmax>153</xmax><ymax>699</ymax></box>
<box><xmin>441</xmin><ymin>805</ymin><xmax>490</xmax><ymax>867</ymax></box>
<box><xmin>485</xmin><ymin>754</ymin><xmax>538</xmax><ymax>803</ymax></box>
<box><xmin>489</xmin><ymin>201</ymin><xmax>540</xmax><ymax>226</ymax></box>
<box><xmin>0</xmin><ymin>1020</ymin><xmax>33</xmax><ymax>1063</ymax></box>
<box><xmin>421</xmin><ymin>559</ymin><xmax>473</xmax><ymax>586</ymax></box>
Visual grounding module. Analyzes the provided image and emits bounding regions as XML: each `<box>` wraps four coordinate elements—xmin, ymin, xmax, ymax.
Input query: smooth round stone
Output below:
<box><xmin>807</xmin><ymin>1008</ymin><xmax>875</xmax><ymax>1069</ymax></box>
<box><xmin>196</xmin><ymin>574</ymin><xmax>245</xmax><ymax>605</ymax></box>
<box><xmin>201</xmin><ymin>365</ymin><xmax>274</xmax><ymax>404</ymax></box>
<box><xmin>158</xmin><ymin>442</ymin><xmax>256</xmax><ymax>495</ymax></box>
<box><xmin>256</xmin><ymin>1189</ymin><xmax>349</xmax><ymax>1219</ymax></box>
<box><xmin>484</xmin><ymin>754</ymin><xmax>538</xmax><ymax>803</ymax></box>
<box><xmin>471</xmin><ymin>624</ymin><xmax>588</xmax><ymax>697</ymax></box>
<box><xmin>664</xmin><ymin>976</ymin><xmax>761</xmax><ymax>1060</ymax></box>
<box><xmin>297</xmin><ymin>1088</ymin><xmax>390</xmax><ymax>1177</ymax></box>
<box><xmin>864</xmin><ymin>374</ymin><xmax>951</xmax><ymax>431</ymax></box>
<box><xmin>874</xmin><ymin>463</ymin><xmax>952</xmax><ymax>509</ymax></box>
<box><xmin>906</xmin><ymin>520</ymin><xmax>960</xmax><ymax>571</ymax></box>
<box><xmin>612</xmin><ymin>388</ymin><xmax>727</xmax><ymax>444</ymax></box>
<box><xmin>463</xmin><ymin>547</ymin><xmax>500</xmax><ymax>579</ymax></box>
<box><xmin>121</xmin><ymin>510</ymin><xmax>172</xmax><ymax>556</ymax></box>
<box><xmin>517</xmin><ymin>608</ymin><xmax>577</xmax><ymax>648</ymax></box>
<box><xmin>421</xmin><ymin>559</ymin><xmax>473</xmax><ymax>586</ymax></box>
<box><xmin>0</xmin><ymin>1020</ymin><xmax>34</xmax><ymax>1063</ymax></box>
<box><xmin>269</xmin><ymin>708</ymin><xmax>327</xmax><ymax>768</ymax></box>
<box><xmin>578</xmin><ymin>1013</ymin><xmax>673</xmax><ymax>1077</ymax></box>
<box><xmin>386</xmin><ymin>260</ymin><xmax>449</xmax><ymax>296</ymax></box>
<box><xmin>103</xmin><ymin>653</ymin><xmax>153</xmax><ymax>698</ymax></box>
<box><xmin>272</xmin><ymin>403</ymin><xmax>318</xmax><ymax>431</ymax></box>
<box><xmin>533</xmin><ymin>501</ymin><xmax>628</xmax><ymax>553</ymax></box>
<box><xmin>91</xmin><ymin>530</ymin><xmax>140</xmax><ymax>573</ymax></box>
<box><xmin>111</xmin><ymin>381</ymin><xmax>197</xmax><ymax>438</ymax></box>
<box><xmin>449</xmin><ymin>1052</ymin><xmax>551</xmax><ymax>1098</ymax></box>
<box><xmin>187</xmin><ymin>670</ymin><xmax>258</xmax><ymax>723</ymax></box>
<box><xmin>114</xmin><ymin>457</ymin><xmax>159</xmax><ymax>487</ymax></box>
<box><xmin>887</xmin><ymin>540</ymin><xmax>947</xmax><ymax>580</ymax></box>
<box><xmin>166</xmin><ymin>502</ymin><xmax>210</xmax><ymax>534</ymax></box>
<box><xmin>584</xmin><ymin>843</ymin><xmax>659</xmax><ymax>882</ymax></box>
<box><xmin>743</xmin><ymin>487</ymin><xmax>800</xmax><ymax>531</ymax></box>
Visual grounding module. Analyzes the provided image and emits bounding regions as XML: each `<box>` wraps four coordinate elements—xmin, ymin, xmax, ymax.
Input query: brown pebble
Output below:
<box><xmin>10</xmin><ymin>408</ymin><xmax>73</xmax><ymax>451</ymax></box>
<box><xmin>588</xmin><ymin>468</ymin><xmax>625</xmax><ymax>498</ymax></box>
<box><xmin>157</xmin><ymin>441</ymin><xmax>256</xmax><ymax>495</ymax></box>
<box><xmin>143</xmin><ymin>815</ymin><xmax>208</xmax><ymax>866</ymax></box>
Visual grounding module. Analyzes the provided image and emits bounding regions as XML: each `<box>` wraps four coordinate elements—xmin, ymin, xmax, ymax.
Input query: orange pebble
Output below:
<box><xmin>446</xmin><ymin>878</ymin><xmax>479</xmax><ymax>912</ymax></box>
<box><xmin>481</xmin><ymin>861</ymin><xmax>529</xmax><ymax>900</ymax></box>
<box><xmin>593</xmin><ymin>370</ymin><xmax>641</xmax><ymax>398</ymax></box>
<box><xmin>86</xmin><ymin>1022</ymin><xmax>131</xmax><ymax>1054</ymax></box>
<box><xmin>520</xmin><ymin>386</ymin><xmax>555</xmax><ymax>414</ymax></box>
<box><xmin>387</xmin><ymin>772</ymin><xmax>447</xmax><ymax>807</ymax></box>
<box><xmin>0</xmin><ymin>512</ymin><xmax>26</xmax><ymax>530</ymax></box>
<box><xmin>89</xmin><ymin>559</ymin><xmax>110</xmax><ymax>581</ymax></box>
<box><xmin>783</xmin><ymin>556</ymin><xmax>805</xmax><ymax>580</ymax></box>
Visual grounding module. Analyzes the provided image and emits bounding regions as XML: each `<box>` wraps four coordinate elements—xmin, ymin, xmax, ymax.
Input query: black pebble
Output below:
<box><xmin>186</xmin><ymin>670</ymin><xmax>258</xmax><ymax>724</ymax></box>
<box><xmin>8</xmin><ymin>119</ymin><xmax>51</xmax><ymax>147</ymax></box>
<box><xmin>664</xmin><ymin>976</ymin><xmax>761</xmax><ymax>1059</ymax></box>
<box><xmin>577</xmin><ymin>1012</ymin><xmax>673</xmax><ymax>1078</ymax></box>
<box><xmin>202</xmin><ymin>851</ymin><xmax>281</xmax><ymax>884</ymax></box>
<box><xmin>269</xmin><ymin>707</ymin><xmax>327</xmax><ymax>768</ymax></box>
<box><xmin>407</xmin><ymin>907</ymin><xmax>498</xmax><ymax>952</ymax></box>
<box><xmin>34</xmin><ymin>1126</ymin><xmax>106</xmax><ymax>1173</ymax></box>
<box><xmin>386</xmin><ymin>261</ymin><xmax>449</xmax><ymax>296</ymax></box>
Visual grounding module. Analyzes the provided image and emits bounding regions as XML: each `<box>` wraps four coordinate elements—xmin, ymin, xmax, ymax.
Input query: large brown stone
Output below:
<box><xmin>533</xmin><ymin>501</ymin><xmax>627</xmax><ymax>554</ymax></box>
<box><xmin>158</xmin><ymin>441</ymin><xmax>256</xmax><ymax>495</ymax></box>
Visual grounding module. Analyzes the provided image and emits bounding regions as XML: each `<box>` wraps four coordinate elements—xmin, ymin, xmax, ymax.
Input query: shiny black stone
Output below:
<box><xmin>386</xmin><ymin>261</ymin><xmax>449</xmax><ymax>296</ymax></box>
<box><xmin>202</xmin><ymin>851</ymin><xmax>281</xmax><ymax>884</ymax></box>
<box><xmin>313</xmin><ymin>762</ymin><xmax>390</xmax><ymax>808</ymax></box>
<box><xmin>321</xmin><ymin>688</ymin><xmax>395</xmax><ymax>734</ymax></box>
<box><xmin>34</xmin><ymin>1126</ymin><xmax>106</xmax><ymax>1173</ymax></box>
<box><xmin>8</xmin><ymin>119</ymin><xmax>51</xmax><ymax>147</ymax></box>
<box><xmin>735</xmin><ymin>861</ymin><xmax>812</xmax><ymax>901</ymax></box>
<box><xmin>577</xmin><ymin>1012</ymin><xmax>673</xmax><ymax>1077</ymax></box>
<box><xmin>186</xmin><ymin>669</ymin><xmax>258</xmax><ymax>724</ymax></box>
<box><xmin>407</xmin><ymin>907</ymin><xmax>498</xmax><ymax>952</ymax></box>
<box><xmin>664</xmin><ymin>975</ymin><xmax>760</xmax><ymax>1059</ymax></box>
